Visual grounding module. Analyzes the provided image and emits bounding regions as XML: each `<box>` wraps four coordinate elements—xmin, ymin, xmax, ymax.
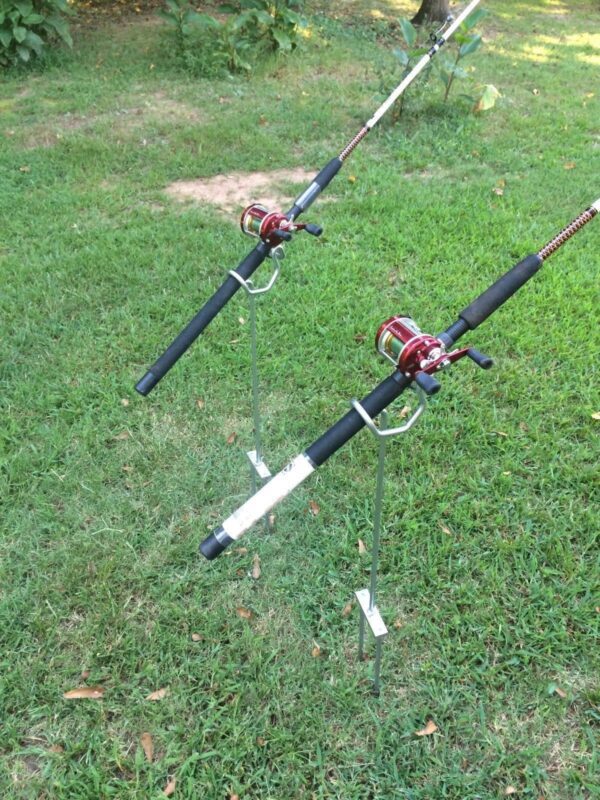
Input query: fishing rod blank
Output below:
<box><xmin>135</xmin><ymin>0</ymin><xmax>483</xmax><ymax>396</ymax></box>
<box><xmin>200</xmin><ymin>197</ymin><xmax>600</xmax><ymax>559</ymax></box>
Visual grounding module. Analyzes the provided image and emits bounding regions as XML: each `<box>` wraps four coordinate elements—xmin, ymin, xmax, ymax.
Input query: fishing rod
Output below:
<box><xmin>200</xmin><ymin>197</ymin><xmax>600</xmax><ymax>559</ymax></box>
<box><xmin>135</xmin><ymin>0</ymin><xmax>483</xmax><ymax>396</ymax></box>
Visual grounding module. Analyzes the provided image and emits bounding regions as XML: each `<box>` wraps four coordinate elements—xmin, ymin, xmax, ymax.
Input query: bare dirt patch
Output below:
<box><xmin>165</xmin><ymin>167</ymin><xmax>317</xmax><ymax>217</ymax></box>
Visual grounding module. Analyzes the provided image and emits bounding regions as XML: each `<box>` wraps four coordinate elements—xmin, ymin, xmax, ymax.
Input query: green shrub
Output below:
<box><xmin>389</xmin><ymin>8</ymin><xmax>499</xmax><ymax>115</ymax></box>
<box><xmin>158</xmin><ymin>0</ymin><xmax>307</xmax><ymax>77</ymax></box>
<box><xmin>0</xmin><ymin>0</ymin><xmax>74</xmax><ymax>67</ymax></box>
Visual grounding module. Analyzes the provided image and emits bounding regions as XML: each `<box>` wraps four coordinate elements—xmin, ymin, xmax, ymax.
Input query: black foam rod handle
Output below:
<box><xmin>459</xmin><ymin>254</ymin><xmax>543</xmax><ymax>330</ymax></box>
<box><xmin>135</xmin><ymin>242</ymin><xmax>270</xmax><ymax>395</ymax></box>
<box><xmin>305</xmin><ymin>371</ymin><xmax>411</xmax><ymax>467</ymax></box>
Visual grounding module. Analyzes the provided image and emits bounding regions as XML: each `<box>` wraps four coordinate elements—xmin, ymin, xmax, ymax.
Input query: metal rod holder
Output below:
<box><xmin>351</xmin><ymin>387</ymin><xmax>427</xmax><ymax>695</ymax></box>
<box><xmin>229</xmin><ymin>247</ymin><xmax>284</xmax><ymax>513</ymax></box>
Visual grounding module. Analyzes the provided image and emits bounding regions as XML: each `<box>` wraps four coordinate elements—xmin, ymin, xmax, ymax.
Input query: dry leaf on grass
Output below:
<box><xmin>191</xmin><ymin>633</ymin><xmax>202</xmax><ymax>642</ymax></box>
<box><xmin>358</xmin><ymin>539</ymin><xmax>367</xmax><ymax>555</ymax></box>
<box><xmin>348</xmin><ymin>175</ymin><xmax>357</xmax><ymax>183</ymax></box>
<box><xmin>268</xmin><ymin>513</ymin><xmax>276</xmax><ymax>527</ymax></box>
<box><xmin>399</xmin><ymin>405</ymin><xmax>411</xmax><ymax>419</ymax></box>
<box><xmin>308</xmin><ymin>500</ymin><xmax>320</xmax><ymax>516</ymax></box>
<box><xmin>121</xmin><ymin>398</ymin><xmax>129</xmax><ymax>407</ymax></box>
<box><xmin>311</xmin><ymin>641</ymin><xmax>322</xmax><ymax>658</ymax></box>
<box><xmin>48</xmin><ymin>744</ymin><xmax>65</xmax><ymax>753</ymax></box>
<box><xmin>342</xmin><ymin>602</ymin><xmax>353</xmax><ymax>618</ymax></box>
<box><xmin>80</xmin><ymin>669</ymin><xmax>90</xmax><ymax>681</ymax></box>
<box><xmin>230</xmin><ymin>795</ymin><xmax>240</xmax><ymax>800</ymax></box>
<box><xmin>236</xmin><ymin>606</ymin><xmax>253</xmax><ymax>620</ymax></box>
<box><xmin>438</xmin><ymin>522</ymin><xmax>453</xmax><ymax>536</ymax></box>
<box><xmin>504</xmin><ymin>787</ymin><xmax>517</xmax><ymax>796</ymax></box>
<box><xmin>196</xmin><ymin>398</ymin><xmax>205</xmax><ymax>410</ymax></box>
<box><xmin>252</xmin><ymin>554</ymin><xmax>261</xmax><ymax>580</ymax></box>
<box><xmin>226</xmin><ymin>432</ymin><xmax>237</xmax><ymax>445</ymax></box>
<box><xmin>591</xmin><ymin>412</ymin><xmax>600</xmax><ymax>420</ymax></box>
<box><xmin>563</xmin><ymin>162</ymin><xmax>576</xmax><ymax>170</ymax></box>
<box><xmin>146</xmin><ymin>688</ymin><xmax>169</xmax><ymax>701</ymax></box>
<box><xmin>140</xmin><ymin>732</ymin><xmax>154</xmax><ymax>762</ymax></box>
<box><xmin>63</xmin><ymin>686</ymin><xmax>105</xmax><ymax>700</ymax></box>
<box><xmin>415</xmin><ymin>720</ymin><xmax>438</xmax><ymax>736</ymax></box>
<box><xmin>164</xmin><ymin>777</ymin><xmax>176</xmax><ymax>796</ymax></box>
<box><xmin>113</xmin><ymin>430</ymin><xmax>130</xmax><ymax>441</ymax></box>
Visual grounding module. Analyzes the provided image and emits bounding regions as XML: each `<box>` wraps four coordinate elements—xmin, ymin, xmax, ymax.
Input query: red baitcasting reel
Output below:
<box><xmin>376</xmin><ymin>316</ymin><xmax>493</xmax><ymax>394</ymax></box>
<box><xmin>240</xmin><ymin>204</ymin><xmax>323</xmax><ymax>246</ymax></box>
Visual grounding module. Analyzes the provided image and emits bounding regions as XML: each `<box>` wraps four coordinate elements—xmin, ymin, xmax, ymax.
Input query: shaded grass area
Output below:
<box><xmin>1</xmin><ymin>1</ymin><xmax>599</xmax><ymax>798</ymax></box>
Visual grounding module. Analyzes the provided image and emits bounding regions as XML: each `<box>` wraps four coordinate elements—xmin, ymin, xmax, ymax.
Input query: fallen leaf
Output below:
<box><xmin>48</xmin><ymin>744</ymin><xmax>65</xmax><ymax>753</ymax></box>
<box><xmin>474</xmin><ymin>84</ymin><xmax>501</xmax><ymax>112</ymax></box>
<box><xmin>164</xmin><ymin>777</ymin><xmax>176</xmax><ymax>796</ymax></box>
<box><xmin>354</xmin><ymin>333</ymin><xmax>366</xmax><ymax>343</ymax></box>
<box><xmin>393</xmin><ymin>618</ymin><xmax>403</xmax><ymax>629</ymax></box>
<box><xmin>122</xmin><ymin>464</ymin><xmax>134</xmax><ymax>473</ymax></box>
<box><xmin>80</xmin><ymin>669</ymin><xmax>90</xmax><ymax>681</ymax></box>
<box><xmin>230</xmin><ymin>795</ymin><xmax>240</xmax><ymax>800</ymax></box>
<box><xmin>505</xmin><ymin>788</ymin><xmax>517</xmax><ymax>796</ymax></box>
<box><xmin>140</xmin><ymin>732</ymin><xmax>154</xmax><ymax>762</ymax></box>
<box><xmin>563</xmin><ymin>161</ymin><xmax>576</xmax><ymax>170</ymax></box>
<box><xmin>438</xmin><ymin>522</ymin><xmax>452</xmax><ymax>536</ymax></box>
<box><xmin>114</xmin><ymin>430</ymin><xmax>130</xmax><ymax>441</ymax></box>
<box><xmin>268</xmin><ymin>513</ymin><xmax>276</xmax><ymax>527</ymax></box>
<box><xmin>146</xmin><ymin>688</ymin><xmax>169</xmax><ymax>701</ymax></box>
<box><xmin>554</xmin><ymin>686</ymin><xmax>567</xmax><ymax>699</ymax></box>
<box><xmin>342</xmin><ymin>601</ymin><xmax>353</xmax><ymax>618</ymax></box>
<box><xmin>358</xmin><ymin>539</ymin><xmax>367</xmax><ymax>555</ymax></box>
<box><xmin>256</xmin><ymin>736</ymin><xmax>266</xmax><ymax>746</ymax></box>
<box><xmin>596</xmin><ymin>606</ymin><xmax>600</xmax><ymax>613</ymax></box>
<box><xmin>121</xmin><ymin>398</ymin><xmax>129</xmax><ymax>407</ymax></box>
<box><xmin>235</xmin><ymin>547</ymin><xmax>248</xmax><ymax>555</ymax></box>
<box><xmin>532</xmin><ymin>88</ymin><xmax>540</xmax><ymax>95</ymax></box>
<box><xmin>591</xmin><ymin>412</ymin><xmax>600</xmax><ymax>420</ymax></box>
<box><xmin>311</xmin><ymin>641</ymin><xmax>322</xmax><ymax>658</ymax></box>
<box><xmin>63</xmin><ymin>686</ymin><xmax>105</xmax><ymax>700</ymax></box>
<box><xmin>492</xmin><ymin>187</ymin><xmax>504</xmax><ymax>196</ymax></box>
<box><xmin>502</xmin><ymin>471</ymin><xmax>512</xmax><ymax>476</ymax></box>
<box><xmin>348</xmin><ymin>175</ymin><xmax>357</xmax><ymax>183</ymax></box>
<box><xmin>238</xmin><ymin>317</ymin><xmax>245</xmax><ymax>325</ymax></box>
<box><xmin>236</xmin><ymin>606</ymin><xmax>253</xmax><ymax>620</ymax></box>
<box><xmin>388</xmin><ymin>271</ymin><xmax>397</xmax><ymax>286</ymax></box>
<box><xmin>309</xmin><ymin>500</ymin><xmax>320</xmax><ymax>516</ymax></box>
<box><xmin>259</xmin><ymin>115</ymin><xmax>268</xmax><ymax>125</ymax></box>
<box><xmin>252</xmin><ymin>553</ymin><xmax>261</xmax><ymax>580</ymax></box>
<box><xmin>19</xmin><ymin>165</ymin><xmax>31</xmax><ymax>172</ymax></box>
<box><xmin>415</xmin><ymin>719</ymin><xmax>438</xmax><ymax>736</ymax></box>
<box><xmin>399</xmin><ymin>405</ymin><xmax>411</xmax><ymax>419</ymax></box>
<box><xmin>196</xmin><ymin>398</ymin><xmax>205</xmax><ymax>410</ymax></box>
<box><xmin>226</xmin><ymin>432</ymin><xmax>237</xmax><ymax>445</ymax></box>
<box><xmin>493</xmin><ymin>431</ymin><xmax>508</xmax><ymax>437</ymax></box>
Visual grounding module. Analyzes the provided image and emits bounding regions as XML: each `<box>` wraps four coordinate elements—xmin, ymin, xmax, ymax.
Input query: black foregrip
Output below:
<box><xmin>135</xmin><ymin>242</ymin><xmax>270</xmax><ymax>395</ymax></box>
<box><xmin>306</xmin><ymin>372</ymin><xmax>411</xmax><ymax>467</ymax></box>
<box><xmin>288</xmin><ymin>158</ymin><xmax>343</xmax><ymax>218</ymax></box>
<box><xmin>459</xmin><ymin>254</ymin><xmax>543</xmax><ymax>330</ymax></box>
<box><xmin>314</xmin><ymin>157</ymin><xmax>344</xmax><ymax>190</ymax></box>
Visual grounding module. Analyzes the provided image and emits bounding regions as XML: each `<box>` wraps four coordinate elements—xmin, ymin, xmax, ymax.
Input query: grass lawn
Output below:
<box><xmin>1</xmin><ymin>1</ymin><xmax>599</xmax><ymax>797</ymax></box>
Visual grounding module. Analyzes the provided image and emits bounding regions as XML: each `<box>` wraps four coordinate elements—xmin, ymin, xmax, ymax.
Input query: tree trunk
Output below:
<box><xmin>411</xmin><ymin>0</ymin><xmax>451</xmax><ymax>25</ymax></box>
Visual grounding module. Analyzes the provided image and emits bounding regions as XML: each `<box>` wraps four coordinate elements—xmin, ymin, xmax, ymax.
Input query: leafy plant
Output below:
<box><xmin>0</xmin><ymin>0</ymin><xmax>74</xmax><ymax>67</ymax></box>
<box><xmin>219</xmin><ymin>0</ymin><xmax>306</xmax><ymax>53</ymax></box>
<box><xmin>158</xmin><ymin>0</ymin><xmax>253</xmax><ymax>75</ymax></box>
<box><xmin>390</xmin><ymin>8</ymin><xmax>499</xmax><ymax>115</ymax></box>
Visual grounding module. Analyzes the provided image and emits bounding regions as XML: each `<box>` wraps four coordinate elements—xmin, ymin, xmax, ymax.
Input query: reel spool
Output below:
<box><xmin>240</xmin><ymin>204</ymin><xmax>323</xmax><ymax>246</ymax></box>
